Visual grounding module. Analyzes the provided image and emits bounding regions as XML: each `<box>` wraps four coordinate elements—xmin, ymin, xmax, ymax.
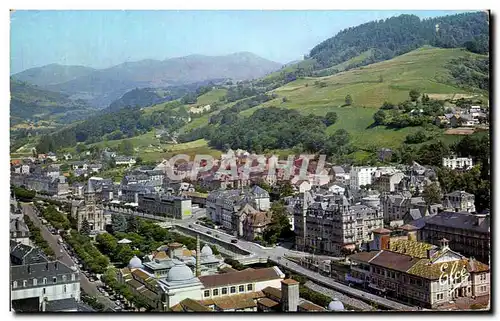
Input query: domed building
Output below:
<box><xmin>167</xmin><ymin>262</ymin><xmax>195</xmax><ymax>282</ymax></box>
<box><xmin>128</xmin><ymin>255</ymin><xmax>143</xmax><ymax>269</ymax></box>
<box><xmin>157</xmin><ymin>260</ymin><xmax>204</xmax><ymax>309</ymax></box>
<box><xmin>201</xmin><ymin>244</ymin><xmax>213</xmax><ymax>256</ymax></box>
<box><xmin>327</xmin><ymin>298</ymin><xmax>345</xmax><ymax>311</ymax></box>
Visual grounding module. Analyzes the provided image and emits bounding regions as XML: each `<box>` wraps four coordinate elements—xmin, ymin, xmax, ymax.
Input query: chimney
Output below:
<box><xmin>281</xmin><ymin>279</ymin><xmax>299</xmax><ymax>312</ymax></box>
<box><xmin>426</xmin><ymin>247</ymin><xmax>437</xmax><ymax>259</ymax></box>
<box><xmin>476</xmin><ymin>214</ymin><xmax>486</xmax><ymax>226</ymax></box>
<box><xmin>439</xmin><ymin>238</ymin><xmax>449</xmax><ymax>251</ymax></box>
<box><xmin>195</xmin><ymin>235</ymin><xmax>201</xmax><ymax>277</ymax></box>
<box><xmin>372</xmin><ymin>228</ymin><xmax>391</xmax><ymax>250</ymax></box>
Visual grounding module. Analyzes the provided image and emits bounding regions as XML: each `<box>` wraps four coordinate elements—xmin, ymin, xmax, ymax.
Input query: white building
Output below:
<box><xmin>349</xmin><ymin>167</ymin><xmax>377</xmax><ymax>191</ymax></box>
<box><xmin>442</xmin><ymin>156</ymin><xmax>474</xmax><ymax>170</ymax></box>
<box><xmin>10</xmin><ymin>261</ymin><xmax>80</xmax><ymax>312</ymax></box>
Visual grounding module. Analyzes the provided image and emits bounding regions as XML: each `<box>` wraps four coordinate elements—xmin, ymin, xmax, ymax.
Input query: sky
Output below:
<box><xmin>10</xmin><ymin>10</ymin><xmax>472</xmax><ymax>74</ymax></box>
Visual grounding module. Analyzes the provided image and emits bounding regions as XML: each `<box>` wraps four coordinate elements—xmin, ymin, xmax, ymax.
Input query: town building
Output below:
<box><xmin>142</xmin><ymin>242</ymin><xmax>224</xmax><ymax>277</ymax></box>
<box><xmin>442</xmin><ymin>156</ymin><xmax>474</xmax><ymax>170</ymax></box>
<box><xmin>10</xmin><ymin>259</ymin><xmax>81</xmax><ymax>312</ymax></box>
<box><xmin>171</xmin><ymin>277</ymin><xmax>331</xmax><ymax>312</ymax></box>
<box><xmin>348</xmin><ymin>228</ymin><xmax>490</xmax><ymax>309</ymax></box>
<box><xmin>70</xmin><ymin>181</ymin><xmax>110</xmax><ymax>232</ymax></box>
<box><xmin>294</xmin><ymin>190</ymin><xmax>384</xmax><ymax>256</ymax></box>
<box><xmin>234</xmin><ymin>204</ymin><xmax>272</xmax><ymax>241</ymax></box>
<box><xmin>380</xmin><ymin>191</ymin><xmax>441</xmax><ymax>227</ymax></box>
<box><xmin>207</xmin><ymin>186</ymin><xmax>270</xmax><ymax>228</ymax></box>
<box><xmin>10</xmin><ymin>241</ymin><xmax>48</xmax><ymax>266</ymax></box>
<box><xmin>138</xmin><ymin>193</ymin><xmax>193</xmax><ymax>220</ymax></box>
<box><xmin>117</xmin><ymin>243</ymin><xmax>287</xmax><ymax>311</ymax></box>
<box><xmin>372</xmin><ymin>169</ymin><xmax>405</xmax><ymax>193</ymax></box>
<box><xmin>443</xmin><ymin>191</ymin><xmax>476</xmax><ymax>213</ymax></box>
<box><xmin>11</xmin><ymin>173</ymin><xmax>70</xmax><ymax>196</ymax></box>
<box><xmin>115</xmin><ymin>156</ymin><xmax>137</xmax><ymax>167</ymax></box>
<box><xmin>412</xmin><ymin>211</ymin><xmax>490</xmax><ymax>265</ymax></box>
<box><xmin>349</xmin><ymin>167</ymin><xmax>377</xmax><ymax>191</ymax></box>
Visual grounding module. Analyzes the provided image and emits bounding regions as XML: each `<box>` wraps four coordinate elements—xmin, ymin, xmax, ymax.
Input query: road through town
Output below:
<box><xmin>21</xmin><ymin>203</ymin><xmax>116</xmax><ymax>310</ymax></box>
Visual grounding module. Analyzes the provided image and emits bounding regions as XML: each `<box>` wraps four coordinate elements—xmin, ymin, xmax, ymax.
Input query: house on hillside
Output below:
<box><xmin>115</xmin><ymin>156</ymin><xmax>136</xmax><ymax>167</ymax></box>
<box><xmin>47</xmin><ymin>152</ymin><xmax>58</xmax><ymax>162</ymax></box>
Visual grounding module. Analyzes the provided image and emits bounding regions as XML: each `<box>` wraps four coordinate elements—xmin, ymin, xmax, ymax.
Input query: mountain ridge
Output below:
<box><xmin>12</xmin><ymin>52</ymin><xmax>282</xmax><ymax>108</ymax></box>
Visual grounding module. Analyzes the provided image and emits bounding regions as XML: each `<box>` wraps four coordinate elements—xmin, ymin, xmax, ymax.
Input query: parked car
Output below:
<box><xmin>188</xmin><ymin>224</ymin><xmax>193</xmax><ymax>228</ymax></box>
<box><xmin>231</xmin><ymin>239</ymin><xmax>238</xmax><ymax>244</ymax></box>
<box><xmin>206</xmin><ymin>231</ymin><xmax>212</xmax><ymax>235</ymax></box>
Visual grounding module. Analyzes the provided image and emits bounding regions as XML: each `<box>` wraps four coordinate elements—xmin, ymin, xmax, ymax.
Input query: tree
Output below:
<box><xmin>409</xmin><ymin>89</ymin><xmax>420</xmax><ymax>102</ymax></box>
<box><xmin>373</xmin><ymin>110</ymin><xmax>386</xmax><ymax>125</ymax></box>
<box><xmin>80</xmin><ymin>218</ymin><xmax>91</xmax><ymax>235</ymax></box>
<box><xmin>112</xmin><ymin>214</ymin><xmax>128</xmax><ymax>233</ymax></box>
<box><xmin>422</xmin><ymin>182</ymin><xmax>442</xmax><ymax>205</ymax></box>
<box><xmin>277</xmin><ymin>181</ymin><xmax>294</xmax><ymax>198</ymax></box>
<box><xmin>323</xmin><ymin>112</ymin><xmax>338</xmax><ymax>126</ymax></box>
<box><xmin>344</xmin><ymin>94</ymin><xmax>353</xmax><ymax>106</ymax></box>
<box><xmin>119</xmin><ymin>140</ymin><xmax>134</xmax><ymax>156</ymax></box>
<box><xmin>126</xmin><ymin>215</ymin><xmax>138</xmax><ymax>233</ymax></box>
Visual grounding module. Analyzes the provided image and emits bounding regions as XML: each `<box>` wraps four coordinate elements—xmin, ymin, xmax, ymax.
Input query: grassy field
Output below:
<box><xmin>239</xmin><ymin>47</ymin><xmax>487</xmax><ymax>150</ymax></box>
<box><xmin>317</xmin><ymin>49</ymin><xmax>374</xmax><ymax>75</ymax></box>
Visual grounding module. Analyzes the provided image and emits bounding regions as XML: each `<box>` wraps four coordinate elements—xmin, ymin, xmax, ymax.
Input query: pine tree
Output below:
<box><xmin>112</xmin><ymin>214</ymin><xmax>127</xmax><ymax>233</ymax></box>
<box><xmin>126</xmin><ymin>215</ymin><xmax>138</xmax><ymax>233</ymax></box>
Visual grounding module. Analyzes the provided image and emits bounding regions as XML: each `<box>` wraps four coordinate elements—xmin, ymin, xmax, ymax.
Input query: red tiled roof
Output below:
<box><xmin>372</xmin><ymin>228</ymin><xmax>391</xmax><ymax>234</ymax></box>
<box><xmin>199</xmin><ymin>267</ymin><xmax>283</xmax><ymax>288</ymax></box>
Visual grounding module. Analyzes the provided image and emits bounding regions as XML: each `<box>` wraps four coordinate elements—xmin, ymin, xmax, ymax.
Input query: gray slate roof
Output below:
<box><xmin>45</xmin><ymin>298</ymin><xmax>78</xmax><ymax>311</ymax></box>
<box><xmin>424</xmin><ymin>211</ymin><xmax>489</xmax><ymax>233</ymax></box>
<box><xmin>10</xmin><ymin>242</ymin><xmax>48</xmax><ymax>265</ymax></box>
<box><xmin>11</xmin><ymin>261</ymin><xmax>75</xmax><ymax>281</ymax></box>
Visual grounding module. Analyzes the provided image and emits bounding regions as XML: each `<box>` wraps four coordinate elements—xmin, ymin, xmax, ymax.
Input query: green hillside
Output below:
<box><xmin>233</xmin><ymin>47</ymin><xmax>487</xmax><ymax>149</ymax></box>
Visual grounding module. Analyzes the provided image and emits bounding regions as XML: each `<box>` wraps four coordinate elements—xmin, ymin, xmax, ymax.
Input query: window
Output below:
<box><xmin>71</xmin><ymin>274</ymin><xmax>75</xmax><ymax>281</ymax></box>
<box><xmin>230</xmin><ymin>286</ymin><xmax>236</xmax><ymax>294</ymax></box>
<box><xmin>221</xmin><ymin>288</ymin><xmax>228</xmax><ymax>295</ymax></box>
<box><xmin>437</xmin><ymin>293</ymin><xmax>444</xmax><ymax>300</ymax></box>
<box><xmin>64</xmin><ymin>285</ymin><xmax>67</xmax><ymax>293</ymax></box>
<box><xmin>62</xmin><ymin>275</ymin><xmax>67</xmax><ymax>282</ymax></box>
<box><xmin>33</xmin><ymin>279</ymin><xmax>37</xmax><ymax>286</ymax></box>
<box><xmin>239</xmin><ymin>285</ymin><xmax>245</xmax><ymax>292</ymax></box>
<box><xmin>43</xmin><ymin>288</ymin><xmax>46</xmax><ymax>295</ymax></box>
<box><xmin>23</xmin><ymin>280</ymin><xmax>27</xmax><ymax>287</ymax></box>
<box><xmin>213</xmin><ymin>289</ymin><xmax>219</xmax><ymax>296</ymax></box>
<box><xmin>204</xmin><ymin>290</ymin><xmax>210</xmax><ymax>297</ymax></box>
<box><xmin>247</xmin><ymin>284</ymin><xmax>253</xmax><ymax>291</ymax></box>
<box><xmin>43</xmin><ymin>278</ymin><xmax>47</xmax><ymax>285</ymax></box>
<box><xmin>13</xmin><ymin>281</ymin><xmax>17</xmax><ymax>288</ymax></box>
<box><xmin>53</xmin><ymin>277</ymin><xmax>57</xmax><ymax>283</ymax></box>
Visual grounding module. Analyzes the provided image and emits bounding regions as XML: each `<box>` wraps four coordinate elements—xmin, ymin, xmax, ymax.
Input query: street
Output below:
<box><xmin>174</xmin><ymin>215</ymin><xmax>416</xmax><ymax>311</ymax></box>
<box><xmin>22</xmin><ymin>203</ymin><xmax>116</xmax><ymax>310</ymax></box>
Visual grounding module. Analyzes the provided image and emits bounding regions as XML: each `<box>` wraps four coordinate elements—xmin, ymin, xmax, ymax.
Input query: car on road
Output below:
<box><xmin>188</xmin><ymin>224</ymin><xmax>193</xmax><ymax>228</ymax></box>
<box><xmin>231</xmin><ymin>239</ymin><xmax>238</xmax><ymax>244</ymax></box>
<box><xmin>206</xmin><ymin>231</ymin><xmax>212</xmax><ymax>235</ymax></box>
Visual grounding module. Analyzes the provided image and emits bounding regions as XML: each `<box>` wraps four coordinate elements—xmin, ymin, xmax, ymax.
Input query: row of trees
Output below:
<box><xmin>23</xmin><ymin>215</ymin><xmax>55</xmax><ymax>258</ymax></box>
<box><xmin>34</xmin><ymin>203</ymin><xmax>71</xmax><ymax>231</ymax></box>
<box><xmin>63</xmin><ymin>231</ymin><xmax>110</xmax><ymax>274</ymax></box>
